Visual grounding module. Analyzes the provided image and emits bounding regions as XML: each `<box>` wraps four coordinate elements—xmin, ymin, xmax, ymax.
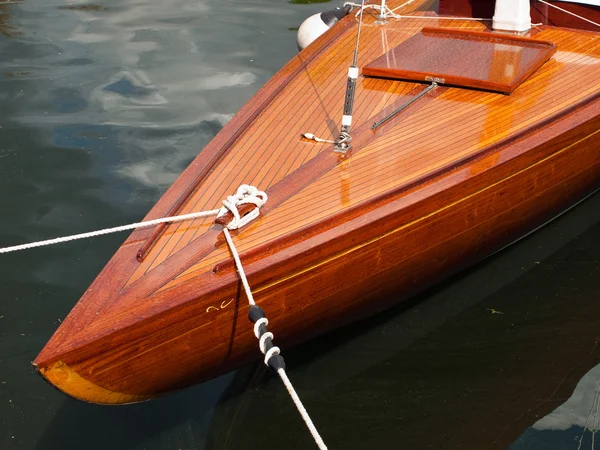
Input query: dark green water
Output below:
<box><xmin>1</xmin><ymin>1</ymin><xmax>599</xmax><ymax>449</ymax></box>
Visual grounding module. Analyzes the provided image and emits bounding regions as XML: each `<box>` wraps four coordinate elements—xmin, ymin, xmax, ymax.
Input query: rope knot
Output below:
<box><xmin>217</xmin><ymin>184</ymin><xmax>268</xmax><ymax>230</ymax></box>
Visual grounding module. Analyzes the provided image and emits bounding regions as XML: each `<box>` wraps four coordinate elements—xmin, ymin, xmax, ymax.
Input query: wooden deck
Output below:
<box><xmin>34</xmin><ymin>1</ymin><xmax>600</xmax><ymax>403</ymax></box>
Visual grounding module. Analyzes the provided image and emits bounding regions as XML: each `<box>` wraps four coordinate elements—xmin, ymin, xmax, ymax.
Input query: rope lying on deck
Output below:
<box><xmin>0</xmin><ymin>185</ymin><xmax>328</xmax><ymax>450</ymax></box>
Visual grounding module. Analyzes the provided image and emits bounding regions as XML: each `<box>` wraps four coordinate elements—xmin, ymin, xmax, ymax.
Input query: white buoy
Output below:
<box><xmin>297</xmin><ymin>5</ymin><xmax>351</xmax><ymax>51</ymax></box>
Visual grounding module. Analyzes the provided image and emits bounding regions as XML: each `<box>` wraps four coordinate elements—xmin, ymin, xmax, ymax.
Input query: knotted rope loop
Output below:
<box><xmin>217</xmin><ymin>184</ymin><xmax>268</xmax><ymax>230</ymax></box>
<box><xmin>0</xmin><ymin>184</ymin><xmax>268</xmax><ymax>255</ymax></box>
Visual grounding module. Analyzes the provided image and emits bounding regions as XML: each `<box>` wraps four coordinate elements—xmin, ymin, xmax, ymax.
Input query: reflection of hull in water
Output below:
<box><xmin>33</xmin><ymin>0</ymin><xmax>600</xmax><ymax>404</ymax></box>
<box><xmin>207</xmin><ymin>197</ymin><xmax>600</xmax><ymax>449</ymax></box>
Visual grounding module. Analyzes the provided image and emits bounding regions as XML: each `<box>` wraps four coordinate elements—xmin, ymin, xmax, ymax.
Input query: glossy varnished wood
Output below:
<box><xmin>363</xmin><ymin>28</ymin><xmax>557</xmax><ymax>93</ymax></box>
<box><xmin>33</xmin><ymin>0</ymin><xmax>600</xmax><ymax>403</ymax></box>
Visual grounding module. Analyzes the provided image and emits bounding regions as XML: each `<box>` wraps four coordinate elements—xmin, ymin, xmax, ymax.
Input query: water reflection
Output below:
<box><xmin>34</xmin><ymin>374</ymin><xmax>236</xmax><ymax>450</ymax></box>
<box><xmin>0</xmin><ymin>0</ymin><xmax>22</xmax><ymax>38</ymax></box>
<box><xmin>511</xmin><ymin>364</ymin><xmax>600</xmax><ymax>450</ymax></box>
<box><xmin>57</xmin><ymin>4</ymin><xmax>108</xmax><ymax>12</ymax></box>
<box><xmin>1</xmin><ymin>1</ymin><xmax>600</xmax><ymax>449</ymax></box>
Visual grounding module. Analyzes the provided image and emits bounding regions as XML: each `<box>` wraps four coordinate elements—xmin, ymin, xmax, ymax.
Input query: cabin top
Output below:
<box><xmin>362</xmin><ymin>27</ymin><xmax>558</xmax><ymax>93</ymax></box>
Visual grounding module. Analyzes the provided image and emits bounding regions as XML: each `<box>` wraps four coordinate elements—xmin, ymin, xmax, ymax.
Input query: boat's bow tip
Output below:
<box><xmin>32</xmin><ymin>359</ymin><xmax>153</xmax><ymax>405</ymax></box>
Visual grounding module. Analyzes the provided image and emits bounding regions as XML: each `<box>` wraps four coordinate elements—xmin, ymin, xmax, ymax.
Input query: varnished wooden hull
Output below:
<box><xmin>33</xmin><ymin>1</ymin><xmax>600</xmax><ymax>404</ymax></box>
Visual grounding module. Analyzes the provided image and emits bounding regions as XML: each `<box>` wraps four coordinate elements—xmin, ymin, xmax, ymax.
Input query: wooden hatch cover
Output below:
<box><xmin>363</xmin><ymin>27</ymin><xmax>557</xmax><ymax>94</ymax></box>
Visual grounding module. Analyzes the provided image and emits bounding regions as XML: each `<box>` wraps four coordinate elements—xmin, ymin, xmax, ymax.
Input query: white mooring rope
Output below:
<box><xmin>0</xmin><ymin>184</ymin><xmax>328</xmax><ymax>449</ymax></box>
<box><xmin>0</xmin><ymin>209</ymin><xmax>222</xmax><ymax>254</ymax></box>
<box><xmin>222</xmin><ymin>227</ymin><xmax>257</xmax><ymax>306</ymax></box>
<box><xmin>0</xmin><ymin>185</ymin><xmax>266</xmax><ymax>255</ymax></box>
<box><xmin>221</xmin><ymin>189</ymin><xmax>328</xmax><ymax>450</ymax></box>
<box><xmin>278</xmin><ymin>368</ymin><xmax>328</xmax><ymax>450</ymax></box>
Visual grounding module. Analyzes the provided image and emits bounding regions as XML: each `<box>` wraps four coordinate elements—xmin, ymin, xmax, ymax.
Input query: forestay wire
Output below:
<box><xmin>351</xmin><ymin>0</ymin><xmax>366</xmax><ymax>67</ymax></box>
<box><xmin>332</xmin><ymin>0</ymin><xmax>366</xmax><ymax>153</ymax></box>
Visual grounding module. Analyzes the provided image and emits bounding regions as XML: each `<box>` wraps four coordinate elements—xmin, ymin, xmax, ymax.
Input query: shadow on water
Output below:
<box><xmin>34</xmin><ymin>374</ymin><xmax>235</xmax><ymax>450</ymax></box>
<box><xmin>206</xmin><ymin>192</ymin><xmax>600</xmax><ymax>450</ymax></box>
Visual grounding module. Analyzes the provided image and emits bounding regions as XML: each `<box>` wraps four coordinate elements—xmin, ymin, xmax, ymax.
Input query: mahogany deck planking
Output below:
<box><xmin>33</xmin><ymin>1</ymin><xmax>600</xmax><ymax>403</ymax></box>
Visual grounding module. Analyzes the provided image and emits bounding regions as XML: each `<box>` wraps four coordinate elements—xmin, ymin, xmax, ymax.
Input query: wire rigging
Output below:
<box><xmin>333</xmin><ymin>0</ymin><xmax>366</xmax><ymax>154</ymax></box>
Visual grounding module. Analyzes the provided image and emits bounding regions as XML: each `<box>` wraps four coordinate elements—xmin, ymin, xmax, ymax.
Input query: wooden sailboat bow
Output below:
<box><xmin>18</xmin><ymin>0</ymin><xmax>600</xmax><ymax>408</ymax></box>
<box><xmin>103</xmin><ymin>82</ymin><xmax>444</xmax><ymax>303</ymax></box>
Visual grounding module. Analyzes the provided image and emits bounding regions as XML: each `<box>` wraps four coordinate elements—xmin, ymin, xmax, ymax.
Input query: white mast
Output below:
<box><xmin>493</xmin><ymin>0</ymin><xmax>531</xmax><ymax>31</ymax></box>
